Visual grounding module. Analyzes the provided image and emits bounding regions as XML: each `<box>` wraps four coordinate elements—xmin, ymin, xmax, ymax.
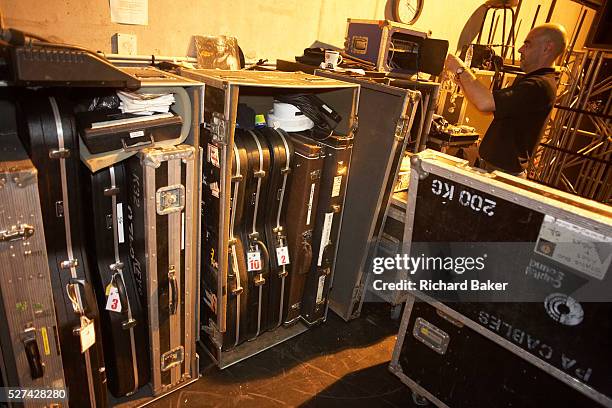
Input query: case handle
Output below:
<box><xmin>110</xmin><ymin>273</ymin><xmax>138</xmax><ymax>329</ymax></box>
<box><xmin>66</xmin><ymin>278</ymin><xmax>97</xmax><ymax>317</ymax></box>
<box><xmin>298</xmin><ymin>238</ymin><xmax>313</xmax><ymax>276</ymax></box>
<box><xmin>168</xmin><ymin>266</ymin><xmax>178</xmax><ymax>315</ymax></box>
<box><xmin>121</xmin><ymin>134</ymin><xmax>155</xmax><ymax>152</ymax></box>
<box><xmin>252</xmin><ymin>240</ymin><xmax>269</xmax><ymax>286</ymax></box>
<box><xmin>22</xmin><ymin>330</ymin><xmax>44</xmax><ymax>379</ymax></box>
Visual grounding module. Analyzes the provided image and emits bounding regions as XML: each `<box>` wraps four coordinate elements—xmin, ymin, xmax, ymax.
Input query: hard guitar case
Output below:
<box><xmin>16</xmin><ymin>92</ymin><xmax>108</xmax><ymax>407</ymax></box>
<box><xmin>239</xmin><ymin>130</ymin><xmax>272</xmax><ymax>341</ymax></box>
<box><xmin>300</xmin><ymin>134</ymin><xmax>353</xmax><ymax>326</ymax></box>
<box><xmin>126</xmin><ymin>144</ymin><xmax>197</xmax><ymax>395</ymax></box>
<box><xmin>0</xmin><ymin>105</ymin><xmax>66</xmax><ymax>407</ymax></box>
<box><xmin>283</xmin><ymin>133</ymin><xmax>324</xmax><ymax>324</ymax></box>
<box><xmin>259</xmin><ymin>127</ymin><xmax>294</xmax><ymax>330</ymax></box>
<box><xmin>82</xmin><ymin>162</ymin><xmax>150</xmax><ymax>397</ymax></box>
<box><xmin>221</xmin><ymin>135</ymin><xmax>249</xmax><ymax>350</ymax></box>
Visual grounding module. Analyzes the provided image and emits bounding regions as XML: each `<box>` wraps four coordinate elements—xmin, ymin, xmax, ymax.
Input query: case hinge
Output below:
<box><xmin>205</xmin><ymin>112</ymin><xmax>229</xmax><ymax>145</ymax></box>
<box><xmin>394</xmin><ymin>116</ymin><xmax>411</xmax><ymax>142</ymax></box>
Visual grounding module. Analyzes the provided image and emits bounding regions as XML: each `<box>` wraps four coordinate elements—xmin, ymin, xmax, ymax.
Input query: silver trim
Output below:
<box><xmin>167</xmin><ymin>152</ymin><xmax>182</xmax><ymax>386</ymax></box>
<box><xmin>231</xmin><ymin>144</ymin><xmax>242</xmax><ymax>348</ymax></box>
<box><xmin>109</xmin><ymin>166</ymin><xmax>139</xmax><ymax>394</ymax></box>
<box><xmin>143</xmin><ymin>150</ymin><xmax>161</xmax><ymax>394</ymax></box>
<box><xmin>247</xmin><ymin>130</ymin><xmax>266</xmax><ymax>338</ymax></box>
<box><xmin>274</xmin><ymin>129</ymin><xmax>291</xmax><ymax>327</ymax></box>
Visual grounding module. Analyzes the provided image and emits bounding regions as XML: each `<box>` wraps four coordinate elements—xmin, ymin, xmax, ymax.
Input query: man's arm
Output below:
<box><xmin>444</xmin><ymin>54</ymin><xmax>496</xmax><ymax>113</ymax></box>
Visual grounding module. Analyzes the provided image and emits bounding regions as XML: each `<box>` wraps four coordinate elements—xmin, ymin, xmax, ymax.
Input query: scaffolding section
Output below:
<box><xmin>530</xmin><ymin>49</ymin><xmax>611</xmax><ymax>204</ymax></box>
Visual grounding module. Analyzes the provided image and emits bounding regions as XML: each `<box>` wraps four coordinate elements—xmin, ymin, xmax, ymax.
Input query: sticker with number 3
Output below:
<box><xmin>105</xmin><ymin>287</ymin><xmax>122</xmax><ymax>313</ymax></box>
<box><xmin>276</xmin><ymin>246</ymin><xmax>290</xmax><ymax>266</ymax></box>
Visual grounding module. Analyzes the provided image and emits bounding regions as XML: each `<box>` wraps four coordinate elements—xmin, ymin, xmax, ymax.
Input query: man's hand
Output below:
<box><xmin>444</xmin><ymin>54</ymin><xmax>466</xmax><ymax>73</ymax></box>
<box><xmin>443</xmin><ymin>54</ymin><xmax>496</xmax><ymax>112</ymax></box>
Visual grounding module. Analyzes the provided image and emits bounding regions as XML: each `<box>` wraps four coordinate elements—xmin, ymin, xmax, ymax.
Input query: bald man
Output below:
<box><xmin>445</xmin><ymin>23</ymin><xmax>567</xmax><ymax>176</ymax></box>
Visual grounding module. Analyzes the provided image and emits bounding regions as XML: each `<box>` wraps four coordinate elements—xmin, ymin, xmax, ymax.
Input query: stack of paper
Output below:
<box><xmin>117</xmin><ymin>91</ymin><xmax>175</xmax><ymax>115</ymax></box>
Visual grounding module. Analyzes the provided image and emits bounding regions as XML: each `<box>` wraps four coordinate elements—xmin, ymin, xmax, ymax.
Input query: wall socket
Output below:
<box><xmin>112</xmin><ymin>33</ymin><xmax>137</xmax><ymax>55</ymax></box>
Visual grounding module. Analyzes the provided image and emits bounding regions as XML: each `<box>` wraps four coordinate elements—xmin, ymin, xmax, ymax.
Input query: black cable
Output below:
<box><xmin>274</xmin><ymin>94</ymin><xmax>341</xmax><ymax>140</ymax></box>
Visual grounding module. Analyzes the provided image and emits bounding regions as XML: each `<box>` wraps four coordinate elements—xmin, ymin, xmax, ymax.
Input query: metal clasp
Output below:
<box><xmin>0</xmin><ymin>224</ymin><xmax>34</xmax><ymax>242</ymax></box>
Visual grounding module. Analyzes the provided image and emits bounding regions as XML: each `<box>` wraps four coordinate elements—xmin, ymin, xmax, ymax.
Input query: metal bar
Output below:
<box><xmin>553</xmin><ymin>104</ymin><xmax>612</xmax><ymax>120</ymax></box>
<box><xmin>546</xmin><ymin>0</ymin><xmax>557</xmax><ymax>22</ymax></box>
<box><xmin>539</xmin><ymin>143</ymin><xmax>612</xmax><ymax>165</ymax></box>
<box><xmin>531</xmin><ymin>5</ymin><xmax>541</xmax><ymax>30</ymax></box>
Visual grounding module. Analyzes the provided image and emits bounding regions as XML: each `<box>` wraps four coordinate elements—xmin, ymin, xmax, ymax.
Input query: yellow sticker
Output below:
<box><xmin>105</xmin><ymin>283</ymin><xmax>113</xmax><ymax>296</ymax></box>
<box><xmin>41</xmin><ymin>327</ymin><xmax>50</xmax><ymax>355</ymax></box>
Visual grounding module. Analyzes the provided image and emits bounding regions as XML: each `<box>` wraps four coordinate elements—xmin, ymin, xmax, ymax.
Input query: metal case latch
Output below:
<box><xmin>205</xmin><ymin>112</ymin><xmax>228</xmax><ymax>144</ymax></box>
<box><xmin>161</xmin><ymin>346</ymin><xmax>184</xmax><ymax>371</ymax></box>
<box><xmin>0</xmin><ymin>224</ymin><xmax>34</xmax><ymax>242</ymax></box>
<box><xmin>156</xmin><ymin>185</ymin><xmax>185</xmax><ymax>215</ymax></box>
<box><xmin>412</xmin><ymin>317</ymin><xmax>450</xmax><ymax>355</ymax></box>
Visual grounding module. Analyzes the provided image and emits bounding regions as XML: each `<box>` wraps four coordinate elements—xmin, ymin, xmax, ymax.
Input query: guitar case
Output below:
<box><xmin>222</xmin><ymin>134</ymin><xmax>250</xmax><ymax>350</ymax></box>
<box><xmin>82</xmin><ymin>162</ymin><xmax>150</xmax><ymax>397</ymax></box>
<box><xmin>239</xmin><ymin>130</ymin><xmax>272</xmax><ymax>341</ymax></box>
<box><xmin>259</xmin><ymin>127</ymin><xmax>294</xmax><ymax>330</ymax></box>
<box><xmin>16</xmin><ymin>91</ymin><xmax>108</xmax><ymax>407</ymax></box>
<box><xmin>282</xmin><ymin>133</ymin><xmax>324</xmax><ymax>324</ymax></box>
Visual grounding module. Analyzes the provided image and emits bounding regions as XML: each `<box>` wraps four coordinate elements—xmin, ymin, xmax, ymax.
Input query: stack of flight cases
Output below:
<box><xmin>388</xmin><ymin>150</ymin><xmax>612</xmax><ymax>407</ymax></box>
<box><xmin>176</xmin><ymin>68</ymin><xmax>359</xmax><ymax>367</ymax></box>
<box><xmin>1</xmin><ymin>64</ymin><xmax>202</xmax><ymax>407</ymax></box>
<box><xmin>79</xmin><ymin>66</ymin><xmax>203</xmax><ymax>406</ymax></box>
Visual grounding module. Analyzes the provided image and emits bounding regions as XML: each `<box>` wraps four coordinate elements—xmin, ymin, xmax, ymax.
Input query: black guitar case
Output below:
<box><xmin>16</xmin><ymin>92</ymin><xmax>108</xmax><ymax>407</ymax></box>
<box><xmin>240</xmin><ymin>130</ymin><xmax>272</xmax><ymax>341</ymax></box>
<box><xmin>222</xmin><ymin>135</ymin><xmax>250</xmax><ymax>350</ymax></box>
<box><xmin>300</xmin><ymin>134</ymin><xmax>353</xmax><ymax>326</ymax></box>
<box><xmin>260</xmin><ymin>127</ymin><xmax>294</xmax><ymax>330</ymax></box>
<box><xmin>82</xmin><ymin>162</ymin><xmax>150</xmax><ymax>397</ymax></box>
<box><xmin>283</xmin><ymin>133</ymin><xmax>324</xmax><ymax>325</ymax></box>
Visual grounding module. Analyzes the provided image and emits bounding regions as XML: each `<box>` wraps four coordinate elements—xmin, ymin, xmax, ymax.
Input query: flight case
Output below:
<box><xmin>178</xmin><ymin>68</ymin><xmax>358</xmax><ymax>368</ymax></box>
<box><xmin>388</xmin><ymin>150</ymin><xmax>612</xmax><ymax>407</ymax></box>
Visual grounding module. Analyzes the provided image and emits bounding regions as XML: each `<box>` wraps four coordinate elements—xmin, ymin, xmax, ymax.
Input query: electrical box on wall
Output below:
<box><xmin>112</xmin><ymin>33</ymin><xmax>138</xmax><ymax>55</ymax></box>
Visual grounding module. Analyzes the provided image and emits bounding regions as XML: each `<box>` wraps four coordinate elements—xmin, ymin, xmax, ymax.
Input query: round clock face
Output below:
<box><xmin>393</xmin><ymin>0</ymin><xmax>424</xmax><ymax>25</ymax></box>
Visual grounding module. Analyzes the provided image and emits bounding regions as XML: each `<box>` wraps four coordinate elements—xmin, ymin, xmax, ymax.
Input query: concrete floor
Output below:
<box><xmin>148</xmin><ymin>303</ymin><xmax>418</xmax><ymax>407</ymax></box>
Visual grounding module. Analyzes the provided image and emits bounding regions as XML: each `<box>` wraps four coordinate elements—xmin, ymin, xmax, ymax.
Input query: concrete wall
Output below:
<box><xmin>0</xmin><ymin>0</ymin><xmax>595</xmax><ymax>62</ymax></box>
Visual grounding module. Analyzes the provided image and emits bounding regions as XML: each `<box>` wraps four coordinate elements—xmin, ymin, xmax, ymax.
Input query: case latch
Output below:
<box><xmin>394</xmin><ymin>115</ymin><xmax>411</xmax><ymax>142</ymax></box>
<box><xmin>0</xmin><ymin>224</ymin><xmax>34</xmax><ymax>242</ymax></box>
<box><xmin>161</xmin><ymin>346</ymin><xmax>184</xmax><ymax>371</ymax></box>
<box><xmin>205</xmin><ymin>112</ymin><xmax>228</xmax><ymax>144</ymax></box>
<box><xmin>412</xmin><ymin>317</ymin><xmax>450</xmax><ymax>355</ymax></box>
<box><xmin>156</xmin><ymin>185</ymin><xmax>185</xmax><ymax>215</ymax></box>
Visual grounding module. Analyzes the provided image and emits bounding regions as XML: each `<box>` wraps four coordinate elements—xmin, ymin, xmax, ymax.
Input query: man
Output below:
<box><xmin>445</xmin><ymin>23</ymin><xmax>567</xmax><ymax>176</ymax></box>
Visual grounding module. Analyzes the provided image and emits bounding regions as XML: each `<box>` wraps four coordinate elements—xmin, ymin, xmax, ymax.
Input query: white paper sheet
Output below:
<box><xmin>110</xmin><ymin>0</ymin><xmax>148</xmax><ymax>26</ymax></box>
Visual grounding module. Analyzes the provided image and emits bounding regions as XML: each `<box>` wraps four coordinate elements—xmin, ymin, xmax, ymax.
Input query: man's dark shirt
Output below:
<box><xmin>479</xmin><ymin>67</ymin><xmax>557</xmax><ymax>173</ymax></box>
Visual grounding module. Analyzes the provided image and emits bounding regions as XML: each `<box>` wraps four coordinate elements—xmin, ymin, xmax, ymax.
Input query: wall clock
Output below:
<box><xmin>392</xmin><ymin>0</ymin><xmax>424</xmax><ymax>25</ymax></box>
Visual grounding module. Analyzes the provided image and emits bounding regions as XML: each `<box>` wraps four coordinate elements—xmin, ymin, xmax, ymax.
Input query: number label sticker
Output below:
<box><xmin>247</xmin><ymin>251</ymin><xmax>262</xmax><ymax>271</ymax></box>
<box><xmin>276</xmin><ymin>246</ymin><xmax>290</xmax><ymax>266</ymax></box>
<box><xmin>105</xmin><ymin>287</ymin><xmax>122</xmax><ymax>313</ymax></box>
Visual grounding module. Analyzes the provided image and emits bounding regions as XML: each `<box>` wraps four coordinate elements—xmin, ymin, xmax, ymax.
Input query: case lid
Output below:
<box><xmin>346</xmin><ymin>19</ymin><xmax>429</xmax><ymax>38</ymax></box>
<box><xmin>178</xmin><ymin>69</ymin><xmax>359</xmax><ymax>89</ymax></box>
<box><xmin>119</xmin><ymin>66</ymin><xmax>203</xmax><ymax>87</ymax></box>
